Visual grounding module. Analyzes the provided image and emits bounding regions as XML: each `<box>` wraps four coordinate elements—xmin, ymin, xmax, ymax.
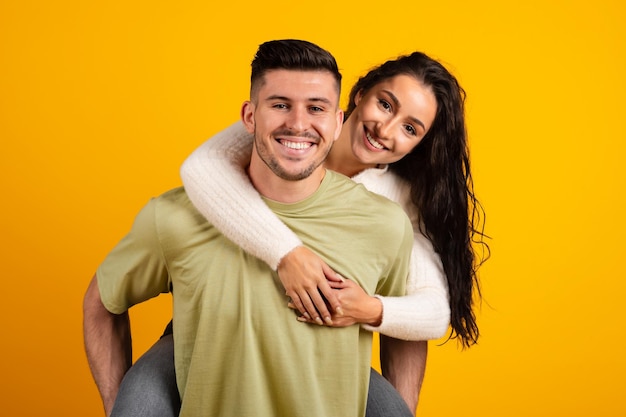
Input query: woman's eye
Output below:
<box><xmin>378</xmin><ymin>99</ymin><xmax>392</xmax><ymax>111</ymax></box>
<box><xmin>404</xmin><ymin>124</ymin><xmax>416</xmax><ymax>136</ymax></box>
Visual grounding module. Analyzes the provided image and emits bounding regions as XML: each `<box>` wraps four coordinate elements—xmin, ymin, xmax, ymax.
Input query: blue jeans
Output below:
<box><xmin>110</xmin><ymin>332</ymin><xmax>180</xmax><ymax>417</ymax></box>
<box><xmin>111</xmin><ymin>322</ymin><xmax>413</xmax><ymax>417</ymax></box>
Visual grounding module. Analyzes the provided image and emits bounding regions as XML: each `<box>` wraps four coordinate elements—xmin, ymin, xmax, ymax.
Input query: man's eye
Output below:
<box><xmin>310</xmin><ymin>106</ymin><xmax>323</xmax><ymax>112</ymax></box>
<box><xmin>273</xmin><ymin>103</ymin><xmax>288</xmax><ymax>109</ymax></box>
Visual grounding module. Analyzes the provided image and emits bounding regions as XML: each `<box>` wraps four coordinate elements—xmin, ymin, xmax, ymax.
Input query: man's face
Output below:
<box><xmin>242</xmin><ymin>69</ymin><xmax>343</xmax><ymax>182</ymax></box>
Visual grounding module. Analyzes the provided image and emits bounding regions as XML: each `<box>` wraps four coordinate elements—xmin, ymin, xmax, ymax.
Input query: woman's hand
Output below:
<box><xmin>277</xmin><ymin>246</ymin><xmax>344</xmax><ymax>325</ymax></box>
<box><xmin>291</xmin><ymin>278</ymin><xmax>383</xmax><ymax>327</ymax></box>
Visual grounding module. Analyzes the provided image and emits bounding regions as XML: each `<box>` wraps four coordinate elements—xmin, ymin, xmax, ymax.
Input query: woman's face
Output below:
<box><xmin>346</xmin><ymin>74</ymin><xmax>437</xmax><ymax>166</ymax></box>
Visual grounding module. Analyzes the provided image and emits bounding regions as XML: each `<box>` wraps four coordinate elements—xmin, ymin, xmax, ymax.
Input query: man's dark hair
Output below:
<box><xmin>250</xmin><ymin>39</ymin><xmax>341</xmax><ymax>99</ymax></box>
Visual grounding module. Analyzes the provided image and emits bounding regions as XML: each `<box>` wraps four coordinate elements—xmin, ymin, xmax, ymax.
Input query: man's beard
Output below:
<box><xmin>254</xmin><ymin>129</ymin><xmax>330</xmax><ymax>181</ymax></box>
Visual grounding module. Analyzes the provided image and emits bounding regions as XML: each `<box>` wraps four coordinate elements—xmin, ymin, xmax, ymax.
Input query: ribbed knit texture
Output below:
<box><xmin>180</xmin><ymin>122</ymin><xmax>303</xmax><ymax>270</ymax></box>
<box><xmin>181</xmin><ymin>121</ymin><xmax>450</xmax><ymax>340</ymax></box>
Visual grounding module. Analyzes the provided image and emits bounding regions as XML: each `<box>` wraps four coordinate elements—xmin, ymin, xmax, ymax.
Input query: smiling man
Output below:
<box><xmin>83</xmin><ymin>39</ymin><xmax>413</xmax><ymax>417</ymax></box>
<box><xmin>242</xmin><ymin>67</ymin><xmax>341</xmax><ymax>199</ymax></box>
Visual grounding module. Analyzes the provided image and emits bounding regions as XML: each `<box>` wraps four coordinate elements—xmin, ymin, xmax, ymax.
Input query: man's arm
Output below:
<box><xmin>83</xmin><ymin>275</ymin><xmax>132</xmax><ymax>416</ymax></box>
<box><xmin>380</xmin><ymin>336</ymin><xmax>427</xmax><ymax>415</ymax></box>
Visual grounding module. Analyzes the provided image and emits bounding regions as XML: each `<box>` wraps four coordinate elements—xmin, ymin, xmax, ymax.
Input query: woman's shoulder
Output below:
<box><xmin>352</xmin><ymin>167</ymin><xmax>409</xmax><ymax>202</ymax></box>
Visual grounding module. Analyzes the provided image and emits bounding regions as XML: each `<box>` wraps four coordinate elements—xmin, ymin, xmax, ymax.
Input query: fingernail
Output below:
<box><xmin>315</xmin><ymin>317</ymin><xmax>324</xmax><ymax>325</ymax></box>
<box><xmin>337</xmin><ymin>274</ymin><xmax>345</xmax><ymax>282</ymax></box>
<box><xmin>303</xmin><ymin>312</ymin><xmax>311</xmax><ymax>320</ymax></box>
<box><xmin>297</xmin><ymin>316</ymin><xmax>307</xmax><ymax>322</ymax></box>
<box><xmin>336</xmin><ymin>307</ymin><xmax>344</xmax><ymax>317</ymax></box>
<box><xmin>324</xmin><ymin>316</ymin><xmax>333</xmax><ymax>325</ymax></box>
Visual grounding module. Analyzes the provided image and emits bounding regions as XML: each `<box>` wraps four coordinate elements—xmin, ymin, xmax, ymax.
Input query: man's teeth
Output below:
<box><xmin>366</xmin><ymin>132</ymin><xmax>385</xmax><ymax>150</ymax></box>
<box><xmin>281</xmin><ymin>140</ymin><xmax>312</xmax><ymax>150</ymax></box>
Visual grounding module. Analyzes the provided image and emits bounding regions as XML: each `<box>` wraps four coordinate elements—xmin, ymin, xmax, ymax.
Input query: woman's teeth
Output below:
<box><xmin>366</xmin><ymin>132</ymin><xmax>385</xmax><ymax>150</ymax></box>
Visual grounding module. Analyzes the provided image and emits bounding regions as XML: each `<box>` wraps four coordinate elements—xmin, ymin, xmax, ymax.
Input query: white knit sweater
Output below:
<box><xmin>181</xmin><ymin>121</ymin><xmax>450</xmax><ymax>340</ymax></box>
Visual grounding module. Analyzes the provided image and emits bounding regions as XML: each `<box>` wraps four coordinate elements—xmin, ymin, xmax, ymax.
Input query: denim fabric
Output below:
<box><xmin>366</xmin><ymin>368</ymin><xmax>414</xmax><ymax>417</ymax></box>
<box><xmin>110</xmin><ymin>333</ymin><xmax>180</xmax><ymax>417</ymax></box>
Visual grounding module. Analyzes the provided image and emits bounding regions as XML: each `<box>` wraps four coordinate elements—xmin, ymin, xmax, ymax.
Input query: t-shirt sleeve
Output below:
<box><xmin>97</xmin><ymin>198</ymin><xmax>171</xmax><ymax>314</ymax></box>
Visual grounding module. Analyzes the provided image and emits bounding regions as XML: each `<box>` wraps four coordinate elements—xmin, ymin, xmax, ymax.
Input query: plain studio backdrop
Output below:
<box><xmin>1</xmin><ymin>1</ymin><xmax>624</xmax><ymax>415</ymax></box>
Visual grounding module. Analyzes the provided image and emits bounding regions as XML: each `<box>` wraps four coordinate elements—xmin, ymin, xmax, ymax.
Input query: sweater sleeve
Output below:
<box><xmin>180</xmin><ymin>121</ymin><xmax>303</xmax><ymax>270</ymax></box>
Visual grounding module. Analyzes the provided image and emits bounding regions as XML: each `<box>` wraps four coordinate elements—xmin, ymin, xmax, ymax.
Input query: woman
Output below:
<box><xmin>112</xmin><ymin>51</ymin><xmax>487</xmax><ymax>417</ymax></box>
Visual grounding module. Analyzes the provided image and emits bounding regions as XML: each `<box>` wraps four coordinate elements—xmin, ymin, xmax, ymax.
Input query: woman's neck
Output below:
<box><xmin>324</xmin><ymin>125</ymin><xmax>378</xmax><ymax>178</ymax></box>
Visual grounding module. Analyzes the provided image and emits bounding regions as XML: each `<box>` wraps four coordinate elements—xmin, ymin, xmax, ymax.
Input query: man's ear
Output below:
<box><xmin>334</xmin><ymin>109</ymin><xmax>344</xmax><ymax>141</ymax></box>
<box><xmin>240</xmin><ymin>101</ymin><xmax>255</xmax><ymax>133</ymax></box>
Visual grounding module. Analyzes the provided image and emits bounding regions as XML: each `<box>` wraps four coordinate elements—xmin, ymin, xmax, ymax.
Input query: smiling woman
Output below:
<box><xmin>338</xmin><ymin>74</ymin><xmax>438</xmax><ymax>175</ymax></box>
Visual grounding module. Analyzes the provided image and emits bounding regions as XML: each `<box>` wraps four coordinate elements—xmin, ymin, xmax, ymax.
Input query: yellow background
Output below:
<box><xmin>1</xmin><ymin>0</ymin><xmax>625</xmax><ymax>415</ymax></box>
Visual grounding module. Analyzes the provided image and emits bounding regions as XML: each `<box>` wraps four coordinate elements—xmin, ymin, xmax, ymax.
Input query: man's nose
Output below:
<box><xmin>285</xmin><ymin>106</ymin><xmax>308</xmax><ymax>131</ymax></box>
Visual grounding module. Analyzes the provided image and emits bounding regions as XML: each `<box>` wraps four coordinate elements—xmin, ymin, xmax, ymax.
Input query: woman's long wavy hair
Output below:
<box><xmin>346</xmin><ymin>52</ymin><xmax>490</xmax><ymax>348</ymax></box>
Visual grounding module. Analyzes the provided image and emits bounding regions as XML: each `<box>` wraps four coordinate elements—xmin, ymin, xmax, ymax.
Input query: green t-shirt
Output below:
<box><xmin>98</xmin><ymin>170</ymin><xmax>412</xmax><ymax>417</ymax></box>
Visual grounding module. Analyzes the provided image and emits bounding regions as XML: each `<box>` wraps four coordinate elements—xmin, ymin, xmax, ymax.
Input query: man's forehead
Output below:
<box><xmin>257</xmin><ymin>69</ymin><xmax>339</xmax><ymax>101</ymax></box>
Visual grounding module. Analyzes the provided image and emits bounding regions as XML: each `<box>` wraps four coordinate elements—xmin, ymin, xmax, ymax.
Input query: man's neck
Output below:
<box><xmin>247</xmin><ymin>158</ymin><xmax>326</xmax><ymax>204</ymax></box>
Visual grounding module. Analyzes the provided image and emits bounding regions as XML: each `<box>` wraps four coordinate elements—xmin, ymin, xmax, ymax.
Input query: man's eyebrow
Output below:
<box><xmin>265</xmin><ymin>95</ymin><xmax>290</xmax><ymax>102</ymax></box>
<box><xmin>308</xmin><ymin>97</ymin><xmax>333</xmax><ymax>105</ymax></box>
<box><xmin>383</xmin><ymin>89</ymin><xmax>426</xmax><ymax>130</ymax></box>
<box><xmin>265</xmin><ymin>95</ymin><xmax>333</xmax><ymax>105</ymax></box>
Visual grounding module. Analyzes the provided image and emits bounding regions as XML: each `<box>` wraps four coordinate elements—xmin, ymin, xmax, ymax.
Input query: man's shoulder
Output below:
<box><xmin>147</xmin><ymin>187</ymin><xmax>205</xmax><ymax>230</ymax></box>
<box><xmin>326</xmin><ymin>171</ymin><xmax>406</xmax><ymax>214</ymax></box>
<box><xmin>154</xmin><ymin>186</ymin><xmax>183</xmax><ymax>201</ymax></box>
<box><xmin>145</xmin><ymin>186</ymin><xmax>186</xmax><ymax>214</ymax></box>
<box><xmin>325</xmin><ymin>171</ymin><xmax>412</xmax><ymax>243</ymax></box>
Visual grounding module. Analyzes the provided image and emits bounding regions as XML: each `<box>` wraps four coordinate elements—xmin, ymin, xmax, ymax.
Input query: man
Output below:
<box><xmin>83</xmin><ymin>39</ymin><xmax>413</xmax><ymax>417</ymax></box>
